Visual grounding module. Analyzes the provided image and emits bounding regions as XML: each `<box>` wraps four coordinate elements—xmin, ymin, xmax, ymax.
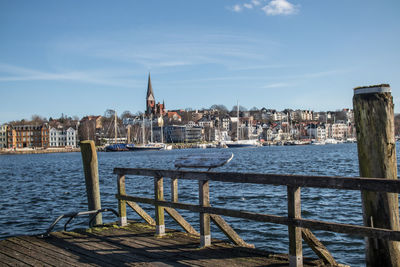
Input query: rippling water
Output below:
<box><xmin>1</xmin><ymin>143</ymin><xmax>398</xmax><ymax>266</ymax></box>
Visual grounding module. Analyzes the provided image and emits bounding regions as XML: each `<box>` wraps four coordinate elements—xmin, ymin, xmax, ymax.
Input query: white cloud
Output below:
<box><xmin>233</xmin><ymin>4</ymin><xmax>242</xmax><ymax>12</ymax></box>
<box><xmin>243</xmin><ymin>3</ymin><xmax>253</xmax><ymax>9</ymax></box>
<box><xmin>252</xmin><ymin>0</ymin><xmax>262</xmax><ymax>6</ymax></box>
<box><xmin>262</xmin><ymin>0</ymin><xmax>298</xmax><ymax>16</ymax></box>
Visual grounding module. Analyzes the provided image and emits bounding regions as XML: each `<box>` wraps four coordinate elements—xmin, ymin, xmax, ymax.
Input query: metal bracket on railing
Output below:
<box><xmin>41</xmin><ymin>208</ymin><xmax>119</xmax><ymax>237</ymax></box>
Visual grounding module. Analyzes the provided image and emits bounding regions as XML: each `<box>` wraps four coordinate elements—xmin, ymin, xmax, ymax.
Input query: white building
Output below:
<box><xmin>0</xmin><ymin>124</ymin><xmax>7</xmax><ymax>148</ymax></box>
<box><xmin>325</xmin><ymin>122</ymin><xmax>349</xmax><ymax>140</ymax></box>
<box><xmin>307</xmin><ymin>125</ymin><xmax>326</xmax><ymax>140</ymax></box>
<box><xmin>49</xmin><ymin>127</ymin><xmax>77</xmax><ymax>148</ymax></box>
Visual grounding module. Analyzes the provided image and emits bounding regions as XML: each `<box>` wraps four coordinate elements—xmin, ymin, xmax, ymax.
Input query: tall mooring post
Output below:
<box><xmin>80</xmin><ymin>140</ymin><xmax>102</xmax><ymax>226</ymax></box>
<box><xmin>353</xmin><ymin>84</ymin><xmax>400</xmax><ymax>266</ymax></box>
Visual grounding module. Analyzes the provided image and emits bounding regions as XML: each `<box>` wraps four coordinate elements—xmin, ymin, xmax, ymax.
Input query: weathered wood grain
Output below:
<box><xmin>114</xmin><ymin>167</ymin><xmax>400</xmax><ymax>193</ymax></box>
<box><xmin>127</xmin><ymin>200</ymin><xmax>156</xmax><ymax>226</ymax></box>
<box><xmin>353</xmin><ymin>86</ymin><xmax>400</xmax><ymax>266</ymax></box>
<box><xmin>80</xmin><ymin>140</ymin><xmax>102</xmax><ymax>225</ymax></box>
<box><xmin>165</xmin><ymin>207</ymin><xmax>199</xmax><ymax>235</ymax></box>
<box><xmin>116</xmin><ymin>194</ymin><xmax>400</xmax><ymax>241</ymax></box>
<box><xmin>210</xmin><ymin>214</ymin><xmax>254</xmax><ymax>248</ymax></box>
<box><xmin>301</xmin><ymin>228</ymin><xmax>337</xmax><ymax>266</ymax></box>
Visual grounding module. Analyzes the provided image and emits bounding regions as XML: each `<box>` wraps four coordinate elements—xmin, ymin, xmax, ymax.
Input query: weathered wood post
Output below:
<box><xmin>117</xmin><ymin>174</ymin><xmax>127</xmax><ymax>226</ymax></box>
<box><xmin>288</xmin><ymin>185</ymin><xmax>302</xmax><ymax>267</ymax></box>
<box><xmin>199</xmin><ymin>180</ymin><xmax>211</xmax><ymax>247</ymax></box>
<box><xmin>154</xmin><ymin>176</ymin><xmax>165</xmax><ymax>236</ymax></box>
<box><xmin>353</xmin><ymin>84</ymin><xmax>400</xmax><ymax>266</ymax></box>
<box><xmin>80</xmin><ymin>140</ymin><xmax>102</xmax><ymax>226</ymax></box>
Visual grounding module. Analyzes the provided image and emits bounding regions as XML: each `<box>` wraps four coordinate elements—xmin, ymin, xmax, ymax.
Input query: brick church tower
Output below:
<box><xmin>145</xmin><ymin>73</ymin><xmax>166</xmax><ymax>117</ymax></box>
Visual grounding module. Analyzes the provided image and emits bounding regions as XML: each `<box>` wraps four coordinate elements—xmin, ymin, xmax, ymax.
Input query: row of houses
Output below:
<box><xmin>0</xmin><ymin>124</ymin><xmax>78</xmax><ymax>149</ymax></box>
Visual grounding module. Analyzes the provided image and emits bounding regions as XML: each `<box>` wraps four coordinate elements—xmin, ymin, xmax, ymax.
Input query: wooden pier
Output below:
<box><xmin>0</xmin><ymin>222</ymin><xmax>323</xmax><ymax>266</ymax></box>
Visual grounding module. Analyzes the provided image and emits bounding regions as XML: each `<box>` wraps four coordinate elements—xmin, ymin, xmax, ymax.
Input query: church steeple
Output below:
<box><xmin>146</xmin><ymin>73</ymin><xmax>155</xmax><ymax>115</ymax></box>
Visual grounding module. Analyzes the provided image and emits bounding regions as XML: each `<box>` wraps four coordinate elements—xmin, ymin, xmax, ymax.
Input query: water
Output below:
<box><xmin>0</xmin><ymin>143</ymin><xmax>396</xmax><ymax>266</ymax></box>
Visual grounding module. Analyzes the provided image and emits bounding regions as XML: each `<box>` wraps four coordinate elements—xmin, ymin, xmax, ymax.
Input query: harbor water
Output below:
<box><xmin>1</xmin><ymin>143</ymin><xmax>398</xmax><ymax>266</ymax></box>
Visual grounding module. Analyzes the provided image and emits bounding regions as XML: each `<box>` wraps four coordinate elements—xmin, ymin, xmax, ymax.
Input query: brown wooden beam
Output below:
<box><xmin>113</xmin><ymin>168</ymin><xmax>400</xmax><ymax>193</ymax></box>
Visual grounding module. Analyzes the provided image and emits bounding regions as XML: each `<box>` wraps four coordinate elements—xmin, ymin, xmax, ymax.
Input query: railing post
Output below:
<box><xmin>155</xmin><ymin>176</ymin><xmax>165</xmax><ymax>236</ymax></box>
<box><xmin>353</xmin><ymin>84</ymin><xmax>400</xmax><ymax>266</ymax></box>
<box><xmin>117</xmin><ymin>174</ymin><xmax>127</xmax><ymax>226</ymax></box>
<box><xmin>171</xmin><ymin>177</ymin><xmax>178</xmax><ymax>203</ymax></box>
<box><xmin>80</xmin><ymin>140</ymin><xmax>102</xmax><ymax>226</ymax></box>
<box><xmin>288</xmin><ymin>186</ymin><xmax>303</xmax><ymax>267</ymax></box>
<box><xmin>199</xmin><ymin>179</ymin><xmax>211</xmax><ymax>247</ymax></box>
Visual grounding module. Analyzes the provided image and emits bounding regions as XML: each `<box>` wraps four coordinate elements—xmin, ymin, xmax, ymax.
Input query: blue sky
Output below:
<box><xmin>1</xmin><ymin>0</ymin><xmax>399</xmax><ymax>122</ymax></box>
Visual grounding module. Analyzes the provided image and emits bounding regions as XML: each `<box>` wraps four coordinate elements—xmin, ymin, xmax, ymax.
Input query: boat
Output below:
<box><xmin>105</xmin><ymin>143</ymin><xmax>129</xmax><ymax>152</ymax></box>
<box><xmin>127</xmin><ymin>114</ymin><xmax>171</xmax><ymax>151</ymax></box>
<box><xmin>225</xmin><ymin>139</ymin><xmax>260</xmax><ymax>148</ymax></box>
<box><xmin>105</xmin><ymin>110</ymin><xmax>133</xmax><ymax>152</ymax></box>
<box><xmin>126</xmin><ymin>143</ymin><xmax>164</xmax><ymax>151</ymax></box>
<box><xmin>224</xmin><ymin>101</ymin><xmax>260</xmax><ymax>148</ymax></box>
<box><xmin>325</xmin><ymin>138</ymin><xmax>338</xmax><ymax>144</ymax></box>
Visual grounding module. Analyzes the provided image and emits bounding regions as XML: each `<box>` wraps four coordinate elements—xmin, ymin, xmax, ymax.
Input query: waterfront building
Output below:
<box><xmin>49</xmin><ymin>127</ymin><xmax>77</xmax><ymax>148</ymax></box>
<box><xmin>0</xmin><ymin>124</ymin><xmax>7</xmax><ymax>148</ymax></box>
<box><xmin>326</xmin><ymin>122</ymin><xmax>349</xmax><ymax>140</ymax></box>
<box><xmin>145</xmin><ymin>74</ymin><xmax>166</xmax><ymax>117</ymax></box>
<box><xmin>7</xmin><ymin>124</ymin><xmax>49</xmax><ymax>149</ymax></box>
<box><xmin>307</xmin><ymin>124</ymin><xmax>326</xmax><ymax>140</ymax></box>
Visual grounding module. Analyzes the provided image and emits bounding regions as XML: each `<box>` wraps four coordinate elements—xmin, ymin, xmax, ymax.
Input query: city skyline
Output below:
<box><xmin>1</xmin><ymin>0</ymin><xmax>400</xmax><ymax>122</ymax></box>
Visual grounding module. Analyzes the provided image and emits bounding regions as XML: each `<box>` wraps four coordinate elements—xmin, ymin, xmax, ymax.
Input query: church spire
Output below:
<box><xmin>146</xmin><ymin>73</ymin><xmax>154</xmax><ymax>99</ymax></box>
<box><xmin>146</xmin><ymin>73</ymin><xmax>155</xmax><ymax>116</ymax></box>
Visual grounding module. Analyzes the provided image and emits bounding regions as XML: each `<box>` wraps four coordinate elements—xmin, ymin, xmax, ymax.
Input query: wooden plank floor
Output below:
<box><xmin>0</xmin><ymin>222</ymin><xmax>324</xmax><ymax>266</ymax></box>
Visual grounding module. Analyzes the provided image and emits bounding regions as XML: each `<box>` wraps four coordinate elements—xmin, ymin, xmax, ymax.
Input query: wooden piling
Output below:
<box><xmin>353</xmin><ymin>84</ymin><xmax>400</xmax><ymax>266</ymax></box>
<box><xmin>288</xmin><ymin>185</ymin><xmax>303</xmax><ymax>267</ymax></box>
<box><xmin>80</xmin><ymin>140</ymin><xmax>102</xmax><ymax>226</ymax></box>
<box><xmin>117</xmin><ymin>174</ymin><xmax>127</xmax><ymax>226</ymax></box>
<box><xmin>154</xmin><ymin>176</ymin><xmax>165</xmax><ymax>236</ymax></box>
<box><xmin>199</xmin><ymin>180</ymin><xmax>211</xmax><ymax>247</ymax></box>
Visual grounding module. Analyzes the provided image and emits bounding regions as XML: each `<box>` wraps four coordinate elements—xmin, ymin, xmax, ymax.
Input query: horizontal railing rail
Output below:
<box><xmin>113</xmin><ymin>167</ymin><xmax>400</xmax><ymax>266</ymax></box>
<box><xmin>114</xmin><ymin>167</ymin><xmax>400</xmax><ymax>193</ymax></box>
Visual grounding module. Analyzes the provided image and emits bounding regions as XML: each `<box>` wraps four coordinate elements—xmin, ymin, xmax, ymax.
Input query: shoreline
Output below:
<box><xmin>0</xmin><ymin>148</ymin><xmax>81</xmax><ymax>155</ymax></box>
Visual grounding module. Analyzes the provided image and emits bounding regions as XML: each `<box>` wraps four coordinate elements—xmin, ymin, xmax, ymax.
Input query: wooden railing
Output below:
<box><xmin>113</xmin><ymin>167</ymin><xmax>400</xmax><ymax>266</ymax></box>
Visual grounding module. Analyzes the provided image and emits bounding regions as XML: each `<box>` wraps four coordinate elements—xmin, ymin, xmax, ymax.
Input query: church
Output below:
<box><xmin>145</xmin><ymin>74</ymin><xmax>166</xmax><ymax>117</ymax></box>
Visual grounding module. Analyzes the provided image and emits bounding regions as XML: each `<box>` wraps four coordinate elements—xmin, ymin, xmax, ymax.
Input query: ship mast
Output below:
<box><xmin>114</xmin><ymin>111</ymin><xmax>117</xmax><ymax>144</ymax></box>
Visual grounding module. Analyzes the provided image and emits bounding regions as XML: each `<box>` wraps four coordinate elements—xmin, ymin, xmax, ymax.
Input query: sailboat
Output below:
<box><xmin>224</xmin><ymin>102</ymin><xmax>260</xmax><ymax>148</ymax></box>
<box><xmin>127</xmin><ymin>114</ymin><xmax>165</xmax><ymax>151</ymax></box>
<box><xmin>105</xmin><ymin>111</ymin><xmax>130</xmax><ymax>152</ymax></box>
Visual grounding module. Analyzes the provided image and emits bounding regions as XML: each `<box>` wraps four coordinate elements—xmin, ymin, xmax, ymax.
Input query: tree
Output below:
<box><xmin>210</xmin><ymin>104</ymin><xmax>229</xmax><ymax>113</ymax></box>
<box><xmin>104</xmin><ymin>109</ymin><xmax>116</xmax><ymax>118</ymax></box>
<box><xmin>31</xmin><ymin>114</ymin><xmax>46</xmax><ymax>125</ymax></box>
<box><xmin>231</xmin><ymin>105</ymin><xmax>247</xmax><ymax>112</ymax></box>
<box><xmin>121</xmin><ymin>110</ymin><xmax>134</xmax><ymax>120</ymax></box>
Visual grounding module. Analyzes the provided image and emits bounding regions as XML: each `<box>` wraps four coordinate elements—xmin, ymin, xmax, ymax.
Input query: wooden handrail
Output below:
<box><xmin>114</xmin><ymin>167</ymin><xmax>400</xmax><ymax>266</ymax></box>
<box><xmin>113</xmin><ymin>167</ymin><xmax>400</xmax><ymax>193</ymax></box>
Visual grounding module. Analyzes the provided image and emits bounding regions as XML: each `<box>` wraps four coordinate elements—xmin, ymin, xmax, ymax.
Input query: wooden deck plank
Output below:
<box><xmin>9</xmin><ymin>236</ymin><xmax>94</xmax><ymax>267</ymax></box>
<box><xmin>16</xmin><ymin>235</ymin><xmax>99</xmax><ymax>267</ymax></box>
<box><xmin>0</xmin><ymin>222</ymin><xmax>324</xmax><ymax>266</ymax></box>
<box><xmin>0</xmin><ymin>240</ymin><xmax>49</xmax><ymax>266</ymax></box>
<box><xmin>51</xmin><ymin>231</ymin><xmax>145</xmax><ymax>266</ymax></box>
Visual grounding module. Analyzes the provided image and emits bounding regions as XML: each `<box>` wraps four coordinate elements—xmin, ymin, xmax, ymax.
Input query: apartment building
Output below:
<box><xmin>49</xmin><ymin>127</ymin><xmax>77</xmax><ymax>147</ymax></box>
<box><xmin>0</xmin><ymin>124</ymin><xmax>7</xmax><ymax>148</ymax></box>
<box><xmin>7</xmin><ymin>124</ymin><xmax>49</xmax><ymax>149</ymax></box>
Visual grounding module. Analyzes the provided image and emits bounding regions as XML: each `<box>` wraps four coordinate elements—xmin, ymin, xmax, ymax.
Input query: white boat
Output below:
<box><xmin>224</xmin><ymin>139</ymin><xmax>260</xmax><ymax>148</ymax></box>
<box><xmin>311</xmin><ymin>140</ymin><xmax>326</xmax><ymax>145</ymax></box>
<box><xmin>224</xmin><ymin>101</ymin><xmax>260</xmax><ymax>148</ymax></box>
<box><xmin>325</xmin><ymin>138</ymin><xmax>338</xmax><ymax>144</ymax></box>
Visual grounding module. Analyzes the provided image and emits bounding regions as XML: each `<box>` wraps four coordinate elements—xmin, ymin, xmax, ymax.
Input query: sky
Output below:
<box><xmin>1</xmin><ymin>0</ymin><xmax>400</xmax><ymax>122</ymax></box>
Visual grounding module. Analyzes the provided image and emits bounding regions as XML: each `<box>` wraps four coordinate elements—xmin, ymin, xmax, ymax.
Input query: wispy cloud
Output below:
<box><xmin>52</xmin><ymin>31</ymin><xmax>280</xmax><ymax>71</ymax></box>
<box><xmin>230</xmin><ymin>0</ymin><xmax>299</xmax><ymax>16</ymax></box>
<box><xmin>261</xmin><ymin>82</ymin><xmax>292</xmax><ymax>89</ymax></box>
<box><xmin>0</xmin><ymin>63</ymin><xmax>140</xmax><ymax>87</ymax></box>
